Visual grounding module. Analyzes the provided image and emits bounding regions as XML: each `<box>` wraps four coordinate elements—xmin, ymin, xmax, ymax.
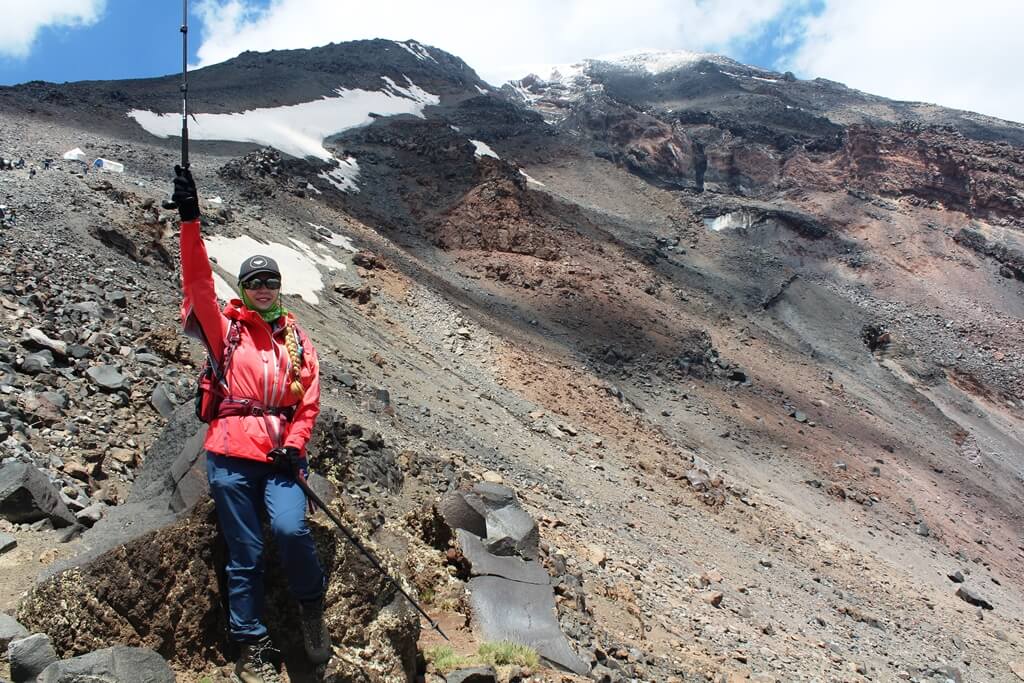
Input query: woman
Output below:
<box><xmin>172</xmin><ymin>166</ymin><xmax>330</xmax><ymax>683</ymax></box>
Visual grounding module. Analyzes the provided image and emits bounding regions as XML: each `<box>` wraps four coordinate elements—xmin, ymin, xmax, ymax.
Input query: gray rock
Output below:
<box><xmin>0</xmin><ymin>531</ymin><xmax>16</xmax><ymax>553</ymax></box>
<box><xmin>439</xmin><ymin>491</ymin><xmax>487</xmax><ymax>539</ymax></box>
<box><xmin>468</xmin><ymin>576</ymin><xmax>587</xmax><ymax>674</ymax></box>
<box><xmin>20</xmin><ymin>350</ymin><xmax>54</xmax><ymax>375</ymax></box>
<box><xmin>472</xmin><ymin>482</ymin><xmax>518</xmax><ymax>510</ymax></box>
<box><xmin>446</xmin><ymin>667</ymin><xmax>498</xmax><ymax>683</ymax></box>
<box><xmin>149</xmin><ymin>383</ymin><xmax>178</xmax><ymax>419</ymax></box>
<box><xmin>917</xmin><ymin>521</ymin><xmax>931</xmax><ymax>537</ymax></box>
<box><xmin>85</xmin><ymin>365</ymin><xmax>127</xmax><ymax>392</ymax></box>
<box><xmin>36</xmin><ymin>645</ymin><xmax>175</xmax><ymax>683</ymax></box>
<box><xmin>0</xmin><ymin>462</ymin><xmax>77</xmax><ymax>527</ymax></box>
<box><xmin>484</xmin><ymin>504</ymin><xmax>540</xmax><ymax>559</ymax></box>
<box><xmin>948</xmin><ymin>570</ymin><xmax>965</xmax><ymax>583</ymax></box>
<box><xmin>956</xmin><ymin>586</ymin><xmax>994</xmax><ymax>610</ymax></box>
<box><xmin>0</xmin><ymin>612</ymin><xmax>29</xmax><ymax>650</ymax></box>
<box><xmin>8</xmin><ymin>633</ymin><xmax>58</xmax><ymax>683</ymax></box>
<box><xmin>21</xmin><ymin>328</ymin><xmax>67</xmax><ymax>357</ymax></box>
<box><xmin>66</xmin><ymin>345</ymin><xmax>91</xmax><ymax>360</ymax></box>
<box><xmin>457</xmin><ymin>529</ymin><xmax>549</xmax><ymax>584</ymax></box>
<box><xmin>75</xmin><ymin>502</ymin><xmax>106</xmax><ymax>527</ymax></box>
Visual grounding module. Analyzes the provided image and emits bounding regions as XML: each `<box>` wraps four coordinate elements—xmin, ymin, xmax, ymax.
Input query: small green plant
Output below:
<box><xmin>425</xmin><ymin>645</ymin><xmax>475</xmax><ymax>673</ymax></box>
<box><xmin>478</xmin><ymin>641</ymin><xmax>541</xmax><ymax>668</ymax></box>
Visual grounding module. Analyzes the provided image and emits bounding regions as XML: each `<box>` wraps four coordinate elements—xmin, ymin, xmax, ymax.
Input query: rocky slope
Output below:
<box><xmin>1</xmin><ymin>41</ymin><xmax>1023</xmax><ymax>683</ymax></box>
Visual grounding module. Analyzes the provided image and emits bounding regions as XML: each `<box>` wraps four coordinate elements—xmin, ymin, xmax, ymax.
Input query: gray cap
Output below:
<box><xmin>238</xmin><ymin>254</ymin><xmax>281</xmax><ymax>283</ymax></box>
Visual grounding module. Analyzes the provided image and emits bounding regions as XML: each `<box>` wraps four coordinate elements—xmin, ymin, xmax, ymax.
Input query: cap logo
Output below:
<box><xmin>249</xmin><ymin>257</ymin><xmax>267</xmax><ymax>268</ymax></box>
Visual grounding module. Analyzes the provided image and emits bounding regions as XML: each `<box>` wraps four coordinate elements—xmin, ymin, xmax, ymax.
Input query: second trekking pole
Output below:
<box><xmin>293</xmin><ymin>475</ymin><xmax>449</xmax><ymax>641</ymax></box>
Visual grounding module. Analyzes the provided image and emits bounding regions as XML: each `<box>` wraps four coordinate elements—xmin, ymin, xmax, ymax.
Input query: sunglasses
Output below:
<box><xmin>241</xmin><ymin>276</ymin><xmax>281</xmax><ymax>290</ymax></box>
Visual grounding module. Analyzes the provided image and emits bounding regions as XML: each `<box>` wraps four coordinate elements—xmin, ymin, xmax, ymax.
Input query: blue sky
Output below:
<box><xmin>2</xmin><ymin>0</ymin><xmax>1022</xmax><ymax>123</ymax></box>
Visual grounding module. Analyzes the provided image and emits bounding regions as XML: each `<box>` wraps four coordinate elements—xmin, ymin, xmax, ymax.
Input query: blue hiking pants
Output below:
<box><xmin>207</xmin><ymin>452</ymin><xmax>326</xmax><ymax>642</ymax></box>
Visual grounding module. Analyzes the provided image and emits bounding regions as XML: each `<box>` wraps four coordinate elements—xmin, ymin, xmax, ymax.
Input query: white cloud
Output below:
<box><xmin>193</xmin><ymin>0</ymin><xmax>788</xmax><ymax>85</ymax></box>
<box><xmin>784</xmin><ymin>0</ymin><xmax>1024</xmax><ymax>124</ymax></box>
<box><xmin>0</xmin><ymin>0</ymin><xmax>106</xmax><ymax>59</ymax></box>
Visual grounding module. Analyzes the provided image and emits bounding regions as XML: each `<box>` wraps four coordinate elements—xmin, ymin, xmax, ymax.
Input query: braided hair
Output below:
<box><xmin>285</xmin><ymin>322</ymin><xmax>304</xmax><ymax>398</ymax></box>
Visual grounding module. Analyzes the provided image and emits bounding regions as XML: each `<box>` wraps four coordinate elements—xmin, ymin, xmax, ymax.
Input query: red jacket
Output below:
<box><xmin>179</xmin><ymin>219</ymin><xmax>320</xmax><ymax>462</ymax></box>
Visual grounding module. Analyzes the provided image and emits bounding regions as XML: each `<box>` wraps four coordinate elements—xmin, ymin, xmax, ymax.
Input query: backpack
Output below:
<box><xmin>194</xmin><ymin>319</ymin><xmax>242</xmax><ymax>423</ymax></box>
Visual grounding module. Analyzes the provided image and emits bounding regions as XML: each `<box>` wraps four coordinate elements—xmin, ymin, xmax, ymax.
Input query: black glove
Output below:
<box><xmin>172</xmin><ymin>165</ymin><xmax>201</xmax><ymax>221</ymax></box>
<box><xmin>268</xmin><ymin>446</ymin><xmax>303</xmax><ymax>475</ymax></box>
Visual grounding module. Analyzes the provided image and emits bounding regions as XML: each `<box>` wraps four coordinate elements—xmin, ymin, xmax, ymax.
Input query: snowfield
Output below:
<box><xmin>128</xmin><ymin>76</ymin><xmax>439</xmax><ymax>193</ymax></box>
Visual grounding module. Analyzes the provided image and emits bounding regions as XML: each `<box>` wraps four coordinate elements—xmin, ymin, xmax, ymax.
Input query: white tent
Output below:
<box><xmin>62</xmin><ymin>148</ymin><xmax>87</xmax><ymax>161</ymax></box>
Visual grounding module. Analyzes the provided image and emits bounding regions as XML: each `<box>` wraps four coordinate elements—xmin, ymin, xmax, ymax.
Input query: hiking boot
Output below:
<box><xmin>234</xmin><ymin>635</ymin><xmax>282</xmax><ymax>683</ymax></box>
<box><xmin>299</xmin><ymin>597</ymin><xmax>332</xmax><ymax>664</ymax></box>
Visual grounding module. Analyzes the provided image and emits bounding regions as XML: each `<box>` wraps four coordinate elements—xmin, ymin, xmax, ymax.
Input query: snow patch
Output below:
<box><xmin>204</xmin><ymin>234</ymin><xmax>345</xmax><ymax>305</ymax></box>
<box><xmin>705</xmin><ymin>210</ymin><xmax>761</xmax><ymax>232</ymax></box>
<box><xmin>288</xmin><ymin>237</ymin><xmax>346</xmax><ymax>271</ymax></box>
<box><xmin>471</xmin><ymin>140</ymin><xmax>499</xmax><ymax>159</ymax></box>
<box><xmin>475</xmin><ymin>85</ymin><xmax>489</xmax><ymax>95</ymax></box>
<box><xmin>318</xmin><ymin>156</ymin><xmax>360</xmax><ymax>193</ymax></box>
<box><xmin>395</xmin><ymin>40</ymin><xmax>437</xmax><ymax>63</ymax></box>
<box><xmin>128</xmin><ymin>76</ymin><xmax>439</xmax><ymax>161</ymax></box>
<box><xmin>599</xmin><ymin>48</ymin><xmax>708</xmax><ymax>75</ymax></box>
<box><xmin>212</xmin><ymin>272</ymin><xmax>236</xmax><ymax>303</ymax></box>
<box><xmin>309</xmin><ymin>223</ymin><xmax>358</xmax><ymax>252</ymax></box>
<box><xmin>519</xmin><ymin>169</ymin><xmax>545</xmax><ymax>186</ymax></box>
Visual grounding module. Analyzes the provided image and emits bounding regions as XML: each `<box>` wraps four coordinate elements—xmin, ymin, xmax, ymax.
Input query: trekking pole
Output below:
<box><xmin>294</xmin><ymin>475</ymin><xmax>450</xmax><ymax>641</ymax></box>
<box><xmin>163</xmin><ymin>0</ymin><xmax>190</xmax><ymax>210</ymax></box>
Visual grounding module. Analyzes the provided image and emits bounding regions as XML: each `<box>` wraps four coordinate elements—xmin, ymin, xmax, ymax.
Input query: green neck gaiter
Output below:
<box><xmin>240</xmin><ymin>290</ymin><xmax>287</xmax><ymax>323</ymax></box>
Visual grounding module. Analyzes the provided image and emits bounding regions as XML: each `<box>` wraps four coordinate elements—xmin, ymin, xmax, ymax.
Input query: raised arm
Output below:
<box><xmin>174</xmin><ymin>166</ymin><xmax>228</xmax><ymax>362</ymax></box>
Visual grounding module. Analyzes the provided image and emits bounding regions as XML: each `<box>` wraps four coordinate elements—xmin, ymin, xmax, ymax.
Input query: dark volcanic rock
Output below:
<box><xmin>0</xmin><ymin>462</ymin><xmax>76</xmax><ymax>528</ymax></box>
<box><xmin>468</xmin><ymin>576</ymin><xmax>587</xmax><ymax>675</ymax></box>
<box><xmin>955</xmin><ymin>585</ymin><xmax>994</xmax><ymax>610</ymax></box>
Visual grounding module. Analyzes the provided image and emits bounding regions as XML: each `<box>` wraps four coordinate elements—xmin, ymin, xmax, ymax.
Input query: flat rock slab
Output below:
<box><xmin>468</xmin><ymin>576</ymin><xmax>587</xmax><ymax>675</ymax></box>
<box><xmin>0</xmin><ymin>462</ymin><xmax>76</xmax><ymax>527</ymax></box>
<box><xmin>0</xmin><ymin>612</ymin><xmax>29</xmax><ymax>650</ymax></box>
<box><xmin>456</xmin><ymin>529</ymin><xmax>549</xmax><ymax>585</ymax></box>
<box><xmin>0</xmin><ymin>531</ymin><xmax>16</xmax><ymax>553</ymax></box>
<box><xmin>37</xmin><ymin>645</ymin><xmax>175</xmax><ymax>683</ymax></box>
<box><xmin>446</xmin><ymin>666</ymin><xmax>498</xmax><ymax>683</ymax></box>
<box><xmin>85</xmin><ymin>365</ymin><xmax>127</xmax><ymax>392</ymax></box>
<box><xmin>9</xmin><ymin>633</ymin><xmax>59</xmax><ymax>682</ymax></box>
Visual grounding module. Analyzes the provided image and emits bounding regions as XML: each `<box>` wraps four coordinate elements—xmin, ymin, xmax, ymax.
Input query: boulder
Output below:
<box><xmin>0</xmin><ymin>462</ymin><xmax>77</xmax><ymax>527</ymax></box>
<box><xmin>439</xmin><ymin>491</ymin><xmax>487</xmax><ymax>539</ymax></box>
<box><xmin>18</xmin><ymin>404</ymin><xmax>416</xmax><ymax>681</ymax></box>
<box><xmin>8</xmin><ymin>633</ymin><xmax>58</xmax><ymax>683</ymax></box>
<box><xmin>36</xmin><ymin>645</ymin><xmax>174</xmax><ymax>683</ymax></box>
<box><xmin>955</xmin><ymin>586</ymin><xmax>994</xmax><ymax>610</ymax></box>
<box><xmin>0</xmin><ymin>612</ymin><xmax>29</xmax><ymax>650</ymax></box>
<box><xmin>484</xmin><ymin>503</ymin><xmax>539</xmax><ymax>560</ymax></box>
<box><xmin>18</xmin><ymin>499</ymin><xmax>419</xmax><ymax>680</ymax></box>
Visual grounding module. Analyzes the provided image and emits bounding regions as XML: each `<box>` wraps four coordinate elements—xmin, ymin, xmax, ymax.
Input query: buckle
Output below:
<box><xmin>250</xmin><ymin>406</ymin><xmax>265</xmax><ymax>417</ymax></box>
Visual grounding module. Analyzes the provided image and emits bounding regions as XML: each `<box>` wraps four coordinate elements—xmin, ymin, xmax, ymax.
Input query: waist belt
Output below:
<box><xmin>217</xmin><ymin>398</ymin><xmax>296</xmax><ymax>421</ymax></box>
